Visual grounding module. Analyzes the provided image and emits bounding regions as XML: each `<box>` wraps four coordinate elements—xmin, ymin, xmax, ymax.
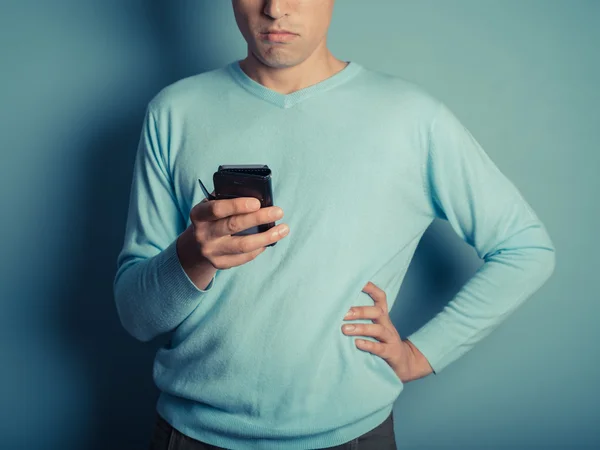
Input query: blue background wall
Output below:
<box><xmin>1</xmin><ymin>1</ymin><xmax>597</xmax><ymax>449</ymax></box>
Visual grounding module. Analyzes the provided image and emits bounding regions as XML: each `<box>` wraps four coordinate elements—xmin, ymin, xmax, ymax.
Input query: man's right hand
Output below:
<box><xmin>178</xmin><ymin>193</ymin><xmax>289</xmax><ymax>275</ymax></box>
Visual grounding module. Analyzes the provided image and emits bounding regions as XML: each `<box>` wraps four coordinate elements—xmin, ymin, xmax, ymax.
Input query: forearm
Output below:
<box><xmin>113</xmin><ymin>103</ymin><xmax>219</xmax><ymax>342</ymax></box>
<box><xmin>408</xmin><ymin>100</ymin><xmax>557</xmax><ymax>374</ymax></box>
<box><xmin>114</xmin><ymin>232</ymin><xmax>217</xmax><ymax>342</ymax></box>
<box><xmin>177</xmin><ymin>225</ymin><xmax>218</xmax><ymax>291</ymax></box>
<box><xmin>406</xmin><ymin>240</ymin><xmax>555</xmax><ymax>375</ymax></box>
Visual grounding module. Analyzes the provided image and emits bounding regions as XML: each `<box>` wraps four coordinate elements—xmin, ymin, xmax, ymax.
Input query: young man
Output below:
<box><xmin>113</xmin><ymin>1</ymin><xmax>556</xmax><ymax>449</ymax></box>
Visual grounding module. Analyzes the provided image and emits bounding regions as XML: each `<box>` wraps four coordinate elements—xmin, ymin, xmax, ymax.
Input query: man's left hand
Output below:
<box><xmin>341</xmin><ymin>281</ymin><xmax>426</xmax><ymax>383</ymax></box>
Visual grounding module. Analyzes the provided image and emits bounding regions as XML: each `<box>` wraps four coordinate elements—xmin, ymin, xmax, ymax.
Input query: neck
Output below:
<box><xmin>238</xmin><ymin>47</ymin><xmax>348</xmax><ymax>95</ymax></box>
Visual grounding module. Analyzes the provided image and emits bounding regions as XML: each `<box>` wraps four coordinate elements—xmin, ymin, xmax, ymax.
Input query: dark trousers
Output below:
<box><xmin>149</xmin><ymin>411</ymin><xmax>396</xmax><ymax>450</ymax></box>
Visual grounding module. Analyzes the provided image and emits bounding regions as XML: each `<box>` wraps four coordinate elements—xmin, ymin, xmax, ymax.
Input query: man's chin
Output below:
<box><xmin>253</xmin><ymin>51</ymin><xmax>300</xmax><ymax>70</ymax></box>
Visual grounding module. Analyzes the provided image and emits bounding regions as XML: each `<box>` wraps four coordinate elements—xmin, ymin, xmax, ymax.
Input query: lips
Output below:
<box><xmin>264</xmin><ymin>28</ymin><xmax>296</xmax><ymax>34</ymax></box>
<box><xmin>260</xmin><ymin>32</ymin><xmax>298</xmax><ymax>43</ymax></box>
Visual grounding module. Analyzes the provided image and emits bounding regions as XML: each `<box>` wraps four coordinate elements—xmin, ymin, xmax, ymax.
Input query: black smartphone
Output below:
<box><xmin>198</xmin><ymin>164</ymin><xmax>277</xmax><ymax>246</ymax></box>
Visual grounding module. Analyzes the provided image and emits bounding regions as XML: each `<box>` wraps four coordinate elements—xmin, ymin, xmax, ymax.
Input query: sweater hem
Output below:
<box><xmin>156</xmin><ymin>392</ymin><xmax>394</xmax><ymax>450</ymax></box>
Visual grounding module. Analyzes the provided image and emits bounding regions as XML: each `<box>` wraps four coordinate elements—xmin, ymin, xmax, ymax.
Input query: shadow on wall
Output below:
<box><xmin>390</xmin><ymin>220</ymin><xmax>482</xmax><ymax>342</ymax></box>
<box><xmin>55</xmin><ymin>1</ymin><xmax>227</xmax><ymax>449</ymax></box>
<box><xmin>54</xmin><ymin>1</ymin><xmax>479</xmax><ymax>449</ymax></box>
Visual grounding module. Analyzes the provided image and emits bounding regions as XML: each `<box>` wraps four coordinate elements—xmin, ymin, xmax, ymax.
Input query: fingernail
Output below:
<box><xmin>246</xmin><ymin>198</ymin><xmax>260</xmax><ymax>209</ymax></box>
<box><xmin>344</xmin><ymin>309</ymin><xmax>354</xmax><ymax>318</ymax></box>
<box><xmin>278</xmin><ymin>225</ymin><xmax>289</xmax><ymax>236</ymax></box>
<box><xmin>343</xmin><ymin>325</ymin><xmax>355</xmax><ymax>331</ymax></box>
<box><xmin>269</xmin><ymin>207</ymin><xmax>283</xmax><ymax>219</ymax></box>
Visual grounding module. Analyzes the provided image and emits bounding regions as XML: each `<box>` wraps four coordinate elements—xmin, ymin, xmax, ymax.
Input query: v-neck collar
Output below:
<box><xmin>226</xmin><ymin>59</ymin><xmax>362</xmax><ymax>109</ymax></box>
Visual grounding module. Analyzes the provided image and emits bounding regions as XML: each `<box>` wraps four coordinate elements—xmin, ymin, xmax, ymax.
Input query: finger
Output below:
<box><xmin>354</xmin><ymin>338</ymin><xmax>387</xmax><ymax>358</ymax></box>
<box><xmin>344</xmin><ymin>306</ymin><xmax>388</xmax><ymax>322</ymax></box>
<box><xmin>342</xmin><ymin>323</ymin><xmax>390</xmax><ymax>343</ymax></box>
<box><xmin>362</xmin><ymin>281</ymin><xmax>389</xmax><ymax>315</ymax></box>
<box><xmin>212</xmin><ymin>205</ymin><xmax>283</xmax><ymax>240</ymax></box>
<box><xmin>213</xmin><ymin>223</ymin><xmax>289</xmax><ymax>256</ymax></box>
<box><xmin>190</xmin><ymin>195</ymin><xmax>261</xmax><ymax>224</ymax></box>
<box><xmin>212</xmin><ymin>246</ymin><xmax>267</xmax><ymax>269</ymax></box>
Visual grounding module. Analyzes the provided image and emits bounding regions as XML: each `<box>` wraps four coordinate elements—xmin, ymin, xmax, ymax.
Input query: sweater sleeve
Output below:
<box><xmin>406</xmin><ymin>101</ymin><xmax>556</xmax><ymax>374</ymax></box>
<box><xmin>113</xmin><ymin>104</ymin><xmax>217</xmax><ymax>342</ymax></box>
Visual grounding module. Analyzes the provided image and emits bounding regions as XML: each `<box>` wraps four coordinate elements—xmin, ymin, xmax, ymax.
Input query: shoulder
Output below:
<box><xmin>353</xmin><ymin>63</ymin><xmax>441</xmax><ymax>122</ymax></box>
<box><xmin>146</xmin><ymin>65</ymin><xmax>231</xmax><ymax>116</ymax></box>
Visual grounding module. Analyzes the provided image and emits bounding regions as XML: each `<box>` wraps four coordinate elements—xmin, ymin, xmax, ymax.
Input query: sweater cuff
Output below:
<box><xmin>157</xmin><ymin>239</ymin><xmax>217</xmax><ymax>299</ymax></box>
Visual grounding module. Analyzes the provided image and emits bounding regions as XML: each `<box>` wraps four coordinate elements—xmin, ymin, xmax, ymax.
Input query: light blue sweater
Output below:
<box><xmin>113</xmin><ymin>59</ymin><xmax>556</xmax><ymax>449</ymax></box>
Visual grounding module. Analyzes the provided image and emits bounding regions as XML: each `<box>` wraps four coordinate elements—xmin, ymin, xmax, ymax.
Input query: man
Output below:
<box><xmin>113</xmin><ymin>1</ymin><xmax>556</xmax><ymax>449</ymax></box>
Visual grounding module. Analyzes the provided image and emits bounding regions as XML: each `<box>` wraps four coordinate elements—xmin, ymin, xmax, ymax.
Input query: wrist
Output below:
<box><xmin>177</xmin><ymin>226</ymin><xmax>209</xmax><ymax>268</ymax></box>
<box><xmin>401</xmin><ymin>339</ymin><xmax>434</xmax><ymax>382</ymax></box>
<box><xmin>176</xmin><ymin>226</ymin><xmax>217</xmax><ymax>290</ymax></box>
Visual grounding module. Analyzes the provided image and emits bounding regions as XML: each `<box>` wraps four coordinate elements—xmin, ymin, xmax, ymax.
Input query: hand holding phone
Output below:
<box><xmin>199</xmin><ymin>164</ymin><xmax>278</xmax><ymax>245</ymax></box>
<box><xmin>188</xmin><ymin>164</ymin><xmax>289</xmax><ymax>271</ymax></box>
<box><xmin>184</xmin><ymin>194</ymin><xmax>288</xmax><ymax>271</ymax></box>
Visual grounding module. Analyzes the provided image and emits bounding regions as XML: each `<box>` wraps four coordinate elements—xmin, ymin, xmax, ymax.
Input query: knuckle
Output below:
<box><xmin>193</xmin><ymin>225</ymin><xmax>204</xmax><ymax>242</ymax></box>
<box><xmin>211</xmin><ymin>201</ymin><xmax>224</xmax><ymax>218</ymax></box>
<box><xmin>238</xmin><ymin>239</ymin><xmax>252</xmax><ymax>254</ymax></box>
<box><xmin>195</xmin><ymin>227</ymin><xmax>210</xmax><ymax>247</ymax></box>
<box><xmin>198</xmin><ymin>244</ymin><xmax>212</xmax><ymax>261</ymax></box>
<box><xmin>226</xmin><ymin>216</ymin><xmax>239</xmax><ymax>233</ymax></box>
